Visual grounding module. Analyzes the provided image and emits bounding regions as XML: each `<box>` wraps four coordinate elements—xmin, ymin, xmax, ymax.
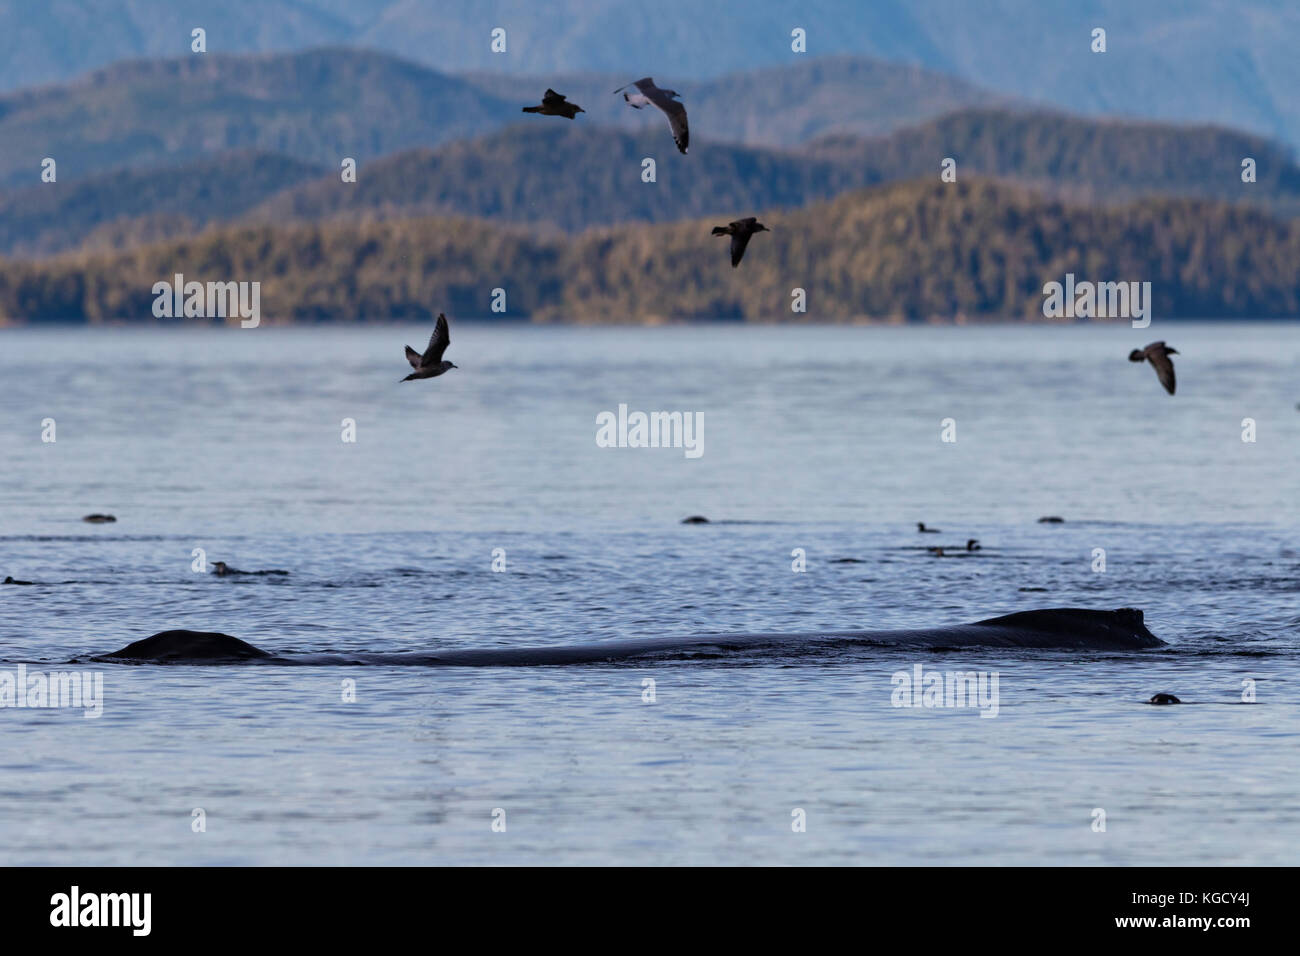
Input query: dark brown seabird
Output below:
<box><xmin>1129</xmin><ymin>341</ymin><xmax>1178</xmax><ymax>395</ymax></box>
<box><xmin>917</xmin><ymin>522</ymin><xmax>940</xmax><ymax>533</ymax></box>
<box><xmin>711</xmin><ymin>217</ymin><xmax>769</xmax><ymax>267</ymax></box>
<box><xmin>401</xmin><ymin>313</ymin><xmax>457</xmax><ymax>382</ymax></box>
<box><xmin>613</xmin><ymin>77</ymin><xmax>689</xmax><ymax>154</ymax></box>
<box><xmin>522</xmin><ymin>89</ymin><xmax>585</xmax><ymax>119</ymax></box>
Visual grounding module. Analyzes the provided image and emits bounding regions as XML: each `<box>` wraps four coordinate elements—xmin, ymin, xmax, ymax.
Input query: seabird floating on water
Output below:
<box><xmin>917</xmin><ymin>522</ymin><xmax>940</xmax><ymax>533</ymax></box>
<box><xmin>711</xmin><ymin>217</ymin><xmax>769</xmax><ymax>267</ymax></box>
<box><xmin>1129</xmin><ymin>341</ymin><xmax>1178</xmax><ymax>395</ymax></box>
<box><xmin>401</xmin><ymin>313</ymin><xmax>457</xmax><ymax>382</ymax></box>
<box><xmin>613</xmin><ymin>77</ymin><xmax>689</xmax><ymax>154</ymax></box>
<box><xmin>522</xmin><ymin>89</ymin><xmax>585</xmax><ymax>119</ymax></box>
<box><xmin>211</xmin><ymin>561</ymin><xmax>289</xmax><ymax>577</ymax></box>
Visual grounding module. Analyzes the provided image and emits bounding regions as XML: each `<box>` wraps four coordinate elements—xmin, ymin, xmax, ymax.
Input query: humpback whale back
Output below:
<box><xmin>91</xmin><ymin>608</ymin><xmax>1164</xmax><ymax>665</ymax></box>
<box><xmin>97</xmin><ymin>629</ymin><xmax>272</xmax><ymax>662</ymax></box>
<box><xmin>953</xmin><ymin>607</ymin><xmax>1161</xmax><ymax>649</ymax></box>
<box><xmin>427</xmin><ymin>607</ymin><xmax>1164</xmax><ymax>663</ymax></box>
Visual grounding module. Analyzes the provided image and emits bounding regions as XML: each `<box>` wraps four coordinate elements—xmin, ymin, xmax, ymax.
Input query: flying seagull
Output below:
<box><xmin>522</xmin><ymin>89</ymin><xmax>584</xmax><ymax>120</ymax></box>
<box><xmin>401</xmin><ymin>313</ymin><xmax>457</xmax><ymax>382</ymax></box>
<box><xmin>711</xmin><ymin>217</ymin><xmax>769</xmax><ymax>267</ymax></box>
<box><xmin>1128</xmin><ymin>341</ymin><xmax>1178</xmax><ymax>395</ymax></box>
<box><xmin>612</xmin><ymin>77</ymin><xmax>688</xmax><ymax>154</ymax></box>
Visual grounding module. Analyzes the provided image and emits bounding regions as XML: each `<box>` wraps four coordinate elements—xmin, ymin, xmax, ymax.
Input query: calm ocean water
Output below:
<box><xmin>0</xmin><ymin>321</ymin><xmax>1297</xmax><ymax>865</ymax></box>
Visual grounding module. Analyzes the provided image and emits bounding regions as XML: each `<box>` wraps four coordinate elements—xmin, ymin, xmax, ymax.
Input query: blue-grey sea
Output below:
<box><xmin>0</xmin><ymin>321</ymin><xmax>1297</xmax><ymax>865</ymax></box>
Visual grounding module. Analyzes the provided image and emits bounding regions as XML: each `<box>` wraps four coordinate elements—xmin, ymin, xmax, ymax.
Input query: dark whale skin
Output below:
<box><xmin>423</xmin><ymin>607</ymin><xmax>1164</xmax><ymax>664</ymax></box>
<box><xmin>93</xmin><ymin>608</ymin><xmax>1164</xmax><ymax>665</ymax></box>
<box><xmin>96</xmin><ymin>629</ymin><xmax>272</xmax><ymax>662</ymax></box>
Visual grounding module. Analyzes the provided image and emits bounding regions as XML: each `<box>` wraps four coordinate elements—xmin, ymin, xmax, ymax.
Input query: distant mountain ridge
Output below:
<box><xmin>0</xmin><ymin>48</ymin><xmax>514</xmax><ymax>188</ymax></box>
<box><xmin>2</xmin><ymin>2</ymin><xmax>1300</xmax><ymax>148</ymax></box>
<box><xmin>0</xmin><ymin>48</ymin><xmax>1016</xmax><ymax>191</ymax></box>
<box><xmin>458</xmin><ymin>55</ymin><xmax>1024</xmax><ymax>147</ymax></box>
<box><xmin>0</xmin><ymin>152</ymin><xmax>326</xmax><ymax>257</ymax></box>
<box><xmin>4</xmin><ymin>107</ymin><xmax>1298</xmax><ymax>258</ymax></box>
<box><xmin>242</xmin><ymin>125</ymin><xmax>877</xmax><ymax>234</ymax></box>
<box><xmin>255</xmin><ymin>110</ymin><xmax>1300</xmax><ymax>232</ymax></box>
<box><xmin>4</xmin><ymin>179</ymin><xmax>1299</xmax><ymax>324</ymax></box>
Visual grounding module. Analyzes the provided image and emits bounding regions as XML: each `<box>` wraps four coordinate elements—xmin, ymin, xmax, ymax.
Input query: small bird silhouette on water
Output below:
<box><xmin>401</xmin><ymin>313</ymin><xmax>457</xmax><ymax>382</ymax></box>
<box><xmin>711</xmin><ymin>217</ymin><xmax>769</xmax><ymax>267</ymax></box>
<box><xmin>917</xmin><ymin>522</ymin><xmax>940</xmax><ymax>533</ymax></box>
<box><xmin>613</xmin><ymin>77</ymin><xmax>688</xmax><ymax>154</ymax></box>
<box><xmin>522</xmin><ymin>89</ymin><xmax>584</xmax><ymax>119</ymax></box>
<box><xmin>1129</xmin><ymin>341</ymin><xmax>1178</xmax><ymax>395</ymax></box>
<box><xmin>930</xmin><ymin>540</ymin><xmax>981</xmax><ymax>556</ymax></box>
<box><xmin>211</xmin><ymin>561</ymin><xmax>289</xmax><ymax>577</ymax></box>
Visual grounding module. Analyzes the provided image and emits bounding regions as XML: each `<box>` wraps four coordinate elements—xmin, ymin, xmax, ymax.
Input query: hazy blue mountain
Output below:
<box><xmin>0</xmin><ymin>49</ymin><xmax>1013</xmax><ymax>189</ymax></box>
<box><xmin>248</xmin><ymin>114</ymin><xmax>1300</xmax><ymax>233</ymax></box>
<box><xmin>243</xmin><ymin>124</ymin><xmax>877</xmax><ymax>232</ymax></box>
<box><xmin>0</xmin><ymin>48</ymin><xmax>512</xmax><ymax>188</ymax></box>
<box><xmin>5</xmin><ymin>107</ymin><xmax>1298</xmax><ymax>257</ymax></box>
<box><xmin>0</xmin><ymin>152</ymin><xmax>326</xmax><ymax>257</ymax></box>
<box><xmin>809</xmin><ymin>110</ymin><xmax>1300</xmax><ymax>212</ymax></box>
<box><xmin>2</xmin><ymin>1</ymin><xmax>1300</xmax><ymax>146</ymax></box>
<box><xmin>460</xmin><ymin>55</ymin><xmax>1021</xmax><ymax>147</ymax></box>
<box><xmin>0</xmin><ymin>0</ymin><xmax>357</xmax><ymax>91</ymax></box>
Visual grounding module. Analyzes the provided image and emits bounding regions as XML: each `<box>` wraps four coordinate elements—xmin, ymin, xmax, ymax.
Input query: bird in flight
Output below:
<box><xmin>522</xmin><ymin>89</ymin><xmax>585</xmax><ymax>120</ymax></box>
<box><xmin>401</xmin><ymin>313</ymin><xmax>457</xmax><ymax>382</ymax></box>
<box><xmin>613</xmin><ymin>77</ymin><xmax>688</xmax><ymax>154</ymax></box>
<box><xmin>711</xmin><ymin>217</ymin><xmax>769</xmax><ymax>267</ymax></box>
<box><xmin>1128</xmin><ymin>341</ymin><xmax>1178</xmax><ymax>395</ymax></box>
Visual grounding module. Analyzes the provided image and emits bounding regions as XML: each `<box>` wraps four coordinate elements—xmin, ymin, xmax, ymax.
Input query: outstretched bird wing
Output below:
<box><xmin>639</xmin><ymin>80</ymin><xmax>689</xmax><ymax>153</ymax></box>
<box><xmin>730</xmin><ymin>231</ymin><xmax>753</xmax><ymax>268</ymax></box>
<box><xmin>404</xmin><ymin>345</ymin><xmax>423</xmax><ymax>369</ymax></box>
<box><xmin>660</xmin><ymin>100</ymin><xmax>688</xmax><ymax>153</ymax></box>
<box><xmin>542</xmin><ymin>89</ymin><xmax>565</xmax><ymax>106</ymax></box>
<box><xmin>617</xmin><ymin>79</ymin><xmax>688</xmax><ymax>152</ymax></box>
<box><xmin>612</xmin><ymin>78</ymin><xmax>648</xmax><ymax>107</ymax></box>
<box><xmin>421</xmin><ymin>313</ymin><xmax>450</xmax><ymax>365</ymax></box>
<box><xmin>612</xmin><ymin>77</ymin><xmax>653</xmax><ymax>95</ymax></box>
<box><xmin>1148</xmin><ymin>348</ymin><xmax>1176</xmax><ymax>395</ymax></box>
